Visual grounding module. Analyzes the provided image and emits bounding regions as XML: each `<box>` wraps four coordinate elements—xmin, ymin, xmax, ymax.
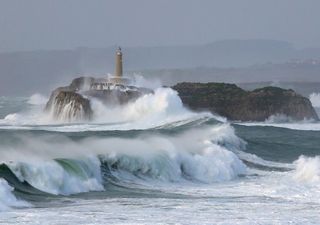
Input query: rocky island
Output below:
<box><xmin>45</xmin><ymin>76</ymin><xmax>153</xmax><ymax>121</ymax></box>
<box><xmin>44</xmin><ymin>47</ymin><xmax>318</xmax><ymax>122</ymax></box>
<box><xmin>172</xmin><ymin>82</ymin><xmax>319</xmax><ymax>121</ymax></box>
<box><xmin>45</xmin><ymin>79</ymin><xmax>318</xmax><ymax>122</ymax></box>
<box><xmin>45</xmin><ymin>48</ymin><xmax>152</xmax><ymax>121</ymax></box>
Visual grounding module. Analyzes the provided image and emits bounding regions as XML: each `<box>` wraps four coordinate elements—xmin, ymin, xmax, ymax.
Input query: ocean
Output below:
<box><xmin>0</xmin><ymin>89</ymin><xmax>320</xmax><ymax>225</ymax></box>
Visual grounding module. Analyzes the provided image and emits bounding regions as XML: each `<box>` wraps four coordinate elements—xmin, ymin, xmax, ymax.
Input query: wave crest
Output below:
<box><xmin>0</xmin><ymin>178</ymin><xmax>30</xmax><ymax>211</ymax></box>
<box><xmin>8</xmin><ymin>157</ymin><xmax>104</xmax><ymax>195</ymax></box>
<box><xmin>101</xmin><ymin>140</ymin><xmax>245</xmax><ymax>184</ymax></box>
<box><xmin>0</xmin><ymin>88</ymin><xmax>218</xmax><ymax>131</ymax></box>
<box><xmin>0</xmin><ymin>124</ymin><xmax>246</xmax><ymax>195</ymax></box>
<box><xmin>293</xmin><ymin>156</ymin><xmax>320</xmax><ymax>183</ymax></box>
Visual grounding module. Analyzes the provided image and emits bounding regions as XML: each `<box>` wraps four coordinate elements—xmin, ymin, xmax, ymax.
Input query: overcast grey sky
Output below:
<box><xmin>0</xmin><ymin>0</ymin><xmax>320</xmax><ymax>52</ymax></box>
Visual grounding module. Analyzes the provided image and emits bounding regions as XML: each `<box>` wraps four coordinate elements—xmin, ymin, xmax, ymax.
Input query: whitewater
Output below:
<box><xmin>0</xmin><ymin>88</ymin><xmax>320</xmax><ymax>224</ymax></box>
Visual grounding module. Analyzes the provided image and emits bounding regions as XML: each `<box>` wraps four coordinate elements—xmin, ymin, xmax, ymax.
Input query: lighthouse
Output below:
<box><xmin>115</xmin><ymin>47</ymin><xmax>123</xmax><ymax>78</ymax></box>
<box><xmin>103</xmin><ymin>46</ymin><xmax>130</xmax><ymax>85</ymax></box>
<box><xmin>89</xmin><ymin>47</ymin><xmax>131</xmax><ymax>90</ymax></box>
<box><xmin>89</xmin><ymin>47</ymin><xmax>140</xmax><ymax>90</ymax></box>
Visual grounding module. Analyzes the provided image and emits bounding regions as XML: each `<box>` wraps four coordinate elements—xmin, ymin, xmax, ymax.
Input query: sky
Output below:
<box><xmin>0</xmin><ymin>0</ymin><xmax>320</xmax><ymax>52</ymax></box>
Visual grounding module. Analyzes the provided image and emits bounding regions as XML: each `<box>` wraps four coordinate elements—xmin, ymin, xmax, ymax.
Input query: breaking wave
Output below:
<box><xmin>7</xmin><ymin>158</ymin><xmax>104</xmax><ymax>195</ymax></box>
<box><xmin>0</xmin><ymin>88</ymin><xmax>217</xmax><ymax>131</ymax></box>
<box><xmin>310</xmin><ymin>92</ymin><xmax>320</xmax><ymax>108</ymax></box>
<box><xmin>0</xmin><ymin>178</ymin><xmax>30</xmax><ymax>211</ymax></box>
<box><xmin>90</xmin><ymin>88</ymin><xmax>204</xmax><ymax>124</ymax></box>
<box><xmin>0</xmin><ymin>124</ymin><xmax>247</xmax><ymax>207</ymax></box>
<box><xmin>293</xmin><ymin>156</ymin><xmax>320</xmax><ymax>183</ymax></box>
<box><xmin>3</xmin><ymin>86</ymin><xmax>320</xmax><ymax>217</ymax></box>
<box><xmin>100</xmin><ymin>125</ymin><xmax>246</xmax><ymax>184</ymax></box>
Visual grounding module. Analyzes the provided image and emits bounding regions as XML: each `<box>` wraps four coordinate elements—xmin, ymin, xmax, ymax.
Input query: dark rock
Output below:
<box><xmin>45</xmin><ymin>77</ymin><xmax>153</xmax><ymax>121</ymax></box>
<box><xmin>45</xmin><ymin>91</ymin><xmax>92</xmax><ymax>121</ymax></box>
<box><xmin>69</xmin><ymin>77</ymin><xmax>95</xmax><ymax>91</ymax></box>
<box><xmin>172</xmin><ymin>82</ymin><xmax>319</xmax><ymax>121</ymax></box>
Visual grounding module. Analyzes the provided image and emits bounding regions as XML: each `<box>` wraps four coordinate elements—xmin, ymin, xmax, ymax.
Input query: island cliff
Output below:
<box><xmin>45</xmin><ymin>77</ymin><xmax>152</xmax><ymax>121</ymax></box>
<box><xmin>45</xmin><ymin>79</ymin><xmax>318</xmax><ymax>122</ymax></box>
<box><xmin>45</xmin><ymin>90</ymin><xmax>93</xmax><ymax>122</ymax></box>
<box><xmin>172</xmin><ymin>82</ymin><xmax>319</xmax><ymax>121</ymax></box>
<box><xmin>45</xmin><ymin>48</ymin><xmax>154</xmax><ymax>122</ymax></box>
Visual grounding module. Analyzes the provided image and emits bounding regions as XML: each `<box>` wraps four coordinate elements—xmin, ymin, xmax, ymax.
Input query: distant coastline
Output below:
<box><xmin>1</xmin><ymin>39</ymin><xmax>320</xmax><ymax>96</ymax></box>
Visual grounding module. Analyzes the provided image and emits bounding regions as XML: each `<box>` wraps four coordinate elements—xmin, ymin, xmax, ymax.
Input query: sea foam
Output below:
<box><xmin>100</xmin><ymin>127</ymin><xmax>246</xmax><ymax>184</ymax></box>
<box><xmin>0</xmin><ymin>87</ymin><xmax>217</xmax><ymax>131</ymax></box>
<box><xmin>0</xmin><ymin>124</ymin><xmax>246</xmax><ymax>195</ymax></box>
<box><xmin>8</xmin><ymin>157</ymin><xmax>104</xmax><ymax>195</ymax></box>
<box><xmin>310</xmin><ymin>93</ymin><xmax>320</xmax><ymax>108</ymax></box>
<box><xmin>0</xmin><ymin>178</ymin><xmax>30</xmax><ymax>211</ymax></box>
<box><xmin>293</xmin><ymin>156</ymin><xmax>320</xmax><ymax>183</ymax></box>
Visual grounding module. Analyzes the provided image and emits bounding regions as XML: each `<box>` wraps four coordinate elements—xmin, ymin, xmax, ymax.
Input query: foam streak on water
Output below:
<box><xmin>237</xmin><ymin>121</ymin><xmax>320</xmax><ymax>131</ymax></box>
<box><xmin>1</xmin><ymin>88</ymin><xmax>320</xmax><ymax>224</ymax></box>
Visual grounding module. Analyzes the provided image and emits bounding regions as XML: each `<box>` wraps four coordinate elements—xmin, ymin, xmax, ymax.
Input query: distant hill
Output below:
<box><xmin>139</xmin><ymin>61</ymin><xmax>320</xmax><ymax>86</ymax></box>
<box><xmin>1</xmin><ymin>39</ymin><xmax>320</xmax><ymax>96</ymax></box>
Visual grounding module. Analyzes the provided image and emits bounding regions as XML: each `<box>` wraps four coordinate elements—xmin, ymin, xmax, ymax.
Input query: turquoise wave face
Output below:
<box><xmin>1</xmin><ymin>117</ymin><xmax>319</xmax><ymax>199</ymax></box>
<box><xmin>1</xmin><ymin>93</ymin><xmax>320</xmax><ymax>224</ymax></box>
<box><xmin>0</xmin><ymin>119</ymin><xmax>247</xmax><ymax>197</ymax></box>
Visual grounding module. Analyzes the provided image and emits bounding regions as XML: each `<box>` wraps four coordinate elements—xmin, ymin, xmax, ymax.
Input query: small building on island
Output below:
<box><xmin>90</xmin><ymin>47</ymin><xmax>131</xmax><ymax>91</ymax></box>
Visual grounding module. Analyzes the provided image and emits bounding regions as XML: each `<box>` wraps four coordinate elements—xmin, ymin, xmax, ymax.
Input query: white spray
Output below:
<box><xmin>0</xmin><ymin>178</ymin><xmax>30</xmax><ymax>211</ymax></box>
<box><xmin>309</xmin><ymin>93</ymin><xmax>320</xmax><ymax>108</ymax></box>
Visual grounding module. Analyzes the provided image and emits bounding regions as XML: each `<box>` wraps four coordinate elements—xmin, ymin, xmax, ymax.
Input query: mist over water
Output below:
<box><xmin>0</xmin><ymin>87</ymin><xmax>216</xmax><ymax>131</ymax></box>
<box><xmin>27</xmin><ymin>94</ymin><xmax>48</xmax><ymax>105</ymax></box>
<box><xmin>1</xmin><ymin>0</ymin><xmax>320</xmax><ymax>222</ymax></box>
<box><xmin>0</xmin><ymin>85</ymin><xmax>320</xmax><ymax>224</ymax></box>
<box><xmin>0</xmin><ymin>179</ymin><xmax>30</xmax><ymax>211</ymax></box>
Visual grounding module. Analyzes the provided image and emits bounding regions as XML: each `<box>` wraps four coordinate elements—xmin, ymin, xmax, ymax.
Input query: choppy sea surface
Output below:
<box><xmin>0</xmin><ymin>90</ymin><xmax>320</xmax><ymax>225</ymax></box>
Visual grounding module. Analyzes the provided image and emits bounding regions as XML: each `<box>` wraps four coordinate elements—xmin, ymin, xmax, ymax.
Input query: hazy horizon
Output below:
<box><xmin>0</xmin><ymin>38</ymin><xmax>304</xmax><ymax>54</ymax></box>
<box><xmin>1</xmin><ymin>0</ymin><xmax>320</xmax><ymax>53</ymax></box>
<box><xmin>1</xmin><ymin>0</ymin><xmax>320</xmax><ymax>96</ymax></box>
<box><xmin>2</xmin><ymin>2</ymin><xmax>320</xmax><ymax>225</ymax></box>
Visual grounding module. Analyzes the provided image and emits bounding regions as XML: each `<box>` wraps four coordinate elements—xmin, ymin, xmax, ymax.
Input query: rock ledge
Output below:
<box><xmin>172</xmin><ymin>82</ymin><xmax>319</xmax><ymax>121</ymax></box>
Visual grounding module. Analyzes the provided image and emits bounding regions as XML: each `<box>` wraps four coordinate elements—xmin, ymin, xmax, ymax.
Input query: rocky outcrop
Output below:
<box><xmin>45</xmin><ymin>91</ymin><xmax>92</xmax><ymax>122</ymax></box>
<box><xmin>65</xmin><ymin>77</ymin><xmax>152</xmax><ymax>105</ymax></box>
<box><xmin>45</xmin><ymin>77</ymin><xmax>152</xmax><ymax>122</ymax></box>
<box><xmin>172</xmin><ymin>82</ymin><xmax>319</xmax><ymax>121</ymax></box>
